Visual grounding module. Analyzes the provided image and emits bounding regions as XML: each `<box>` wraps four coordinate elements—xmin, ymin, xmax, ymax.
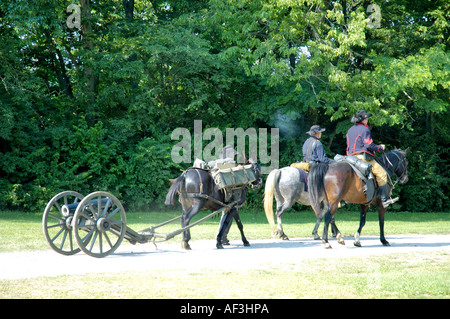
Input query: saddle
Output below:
<box><xmin>334</xmin><ymin>154</ymin><xmax>377</xmax><ymax>203</ymax></box>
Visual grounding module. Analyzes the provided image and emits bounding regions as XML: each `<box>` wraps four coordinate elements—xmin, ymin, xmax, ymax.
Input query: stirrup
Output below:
<box><xmin>382</xmin><ymin>197</ymin><xmax>399</xmax><ymax>208</ymax></box>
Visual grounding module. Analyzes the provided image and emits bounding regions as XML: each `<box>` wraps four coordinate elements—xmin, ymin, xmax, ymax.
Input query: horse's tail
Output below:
<box><xmin>164</xmin><ymin>174</ymin><xmax>185</xmax><ymax>206</ymax></box>
<box><xmin>264</xmin><ymin>169</ymin><xmax>281</xmax><ymax>230</ymax></box>
<box><xmin>308</xmin><ymin>163</ymin><xmax>329</xmax><ymax>216</ymax></box>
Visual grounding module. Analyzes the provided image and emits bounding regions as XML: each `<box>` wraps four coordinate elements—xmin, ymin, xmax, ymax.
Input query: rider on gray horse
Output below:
<box><xmin>302</xmin><ymin>125</ymin><xmax>334</xmax><ymax>164</ymax></box>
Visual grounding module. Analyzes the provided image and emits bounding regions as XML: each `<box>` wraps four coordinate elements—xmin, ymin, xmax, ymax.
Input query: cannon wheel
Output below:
<box><xmin>42</xmin><ymin>191</ymin><xmax>84</xmax><ymax>256</ymax></box>
<box><xmin>73</xmin><ymin>191</ymin><xmax>127</xmax><ymax>258</ymax></box>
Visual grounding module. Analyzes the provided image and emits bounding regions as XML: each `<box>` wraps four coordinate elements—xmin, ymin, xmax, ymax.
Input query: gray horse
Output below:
<box><xmin>264</xmin><ymin>166</ymin><xmax>342</xmax><ymax>243</ymax></box>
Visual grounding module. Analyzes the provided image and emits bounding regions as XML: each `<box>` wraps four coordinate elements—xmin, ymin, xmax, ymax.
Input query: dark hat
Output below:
<box><xmin>351</xmin><ymin>110</ymin><xmax>373</xmax><ymax>123</ymax></box>
<box><xmin>306</xmin><ymin>125</ymin><xmax>326</xmax><ymax>136</ymax></box>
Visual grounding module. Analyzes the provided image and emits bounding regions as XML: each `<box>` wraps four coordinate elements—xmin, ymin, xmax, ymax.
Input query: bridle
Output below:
<box><xmin>251</xmin><ymin>162</ymin><xmax>263</xmax><ymax>189</ymax></box>
<box><xmin>382</xmin><ymin>150</ymin><xmax>409</xmax><ymax>185</ymax></box>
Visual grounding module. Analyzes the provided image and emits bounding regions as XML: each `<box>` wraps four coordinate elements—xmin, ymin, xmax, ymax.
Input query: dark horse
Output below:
<box><xmin>165</xmin><ymin>159</ymin><xmax>262</xmax><ymax>250</ymax></box>
<box><xmin>308</xmin><ymin>149</ymin><xmax>409</xmax><ymax>248</ymax></box>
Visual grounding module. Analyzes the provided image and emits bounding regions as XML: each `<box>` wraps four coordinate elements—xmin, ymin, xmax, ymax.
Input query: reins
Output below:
<box><xmin>380</xmin><ymin>150</ymin><xmax>408</xmax><ymax>188</ymax></box>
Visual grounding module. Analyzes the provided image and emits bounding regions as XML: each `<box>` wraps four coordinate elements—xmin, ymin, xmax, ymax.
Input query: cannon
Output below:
<box><xmin>43</xmin><ymin>190</ymin><xmax>239</xmax><ymax>258</ymax></box>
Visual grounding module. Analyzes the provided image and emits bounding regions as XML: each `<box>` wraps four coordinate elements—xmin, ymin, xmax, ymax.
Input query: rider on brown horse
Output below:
<box><xmin>346</xmin><ymin>110</ymin><xmax>398</xmax><ymax>208</ymax></box>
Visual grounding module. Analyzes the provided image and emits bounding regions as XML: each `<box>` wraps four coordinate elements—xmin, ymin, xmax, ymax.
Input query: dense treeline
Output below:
<box><xmin>0</xmin><ymin>0</ymin><xmax>448</xmax><ymax>212</ymax></box>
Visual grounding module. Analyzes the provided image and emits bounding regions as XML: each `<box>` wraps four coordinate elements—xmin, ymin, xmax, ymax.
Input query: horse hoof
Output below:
<box><xmin>216</xmin><ymin>244</ymin><xmax>224</xmax><ymax>249</ymax></box>
<box><xmin>243</xmin><ymin>242</ymin><xmax>250</xmax><ymax>247</ymax></box>
<box><xmin>181</xmin><ymin>242</ymin><xmax>191</xmax><ymax>250</ymax></box>
<box><xmin>337</xmin><ymin>233</ymin><xmax>345</xmax><ymax>245</ymax></box>
<box><xmin>281</xmin><ymin>235</ymin><xmax>289</xmax><ymax>240</ymax></box>
<box><xmin>222</xmin><ymin>241</ymin><xmax>230</xmax><ymax>246</ymax></box>
<box><xmin>354</xmin><ymin>232</ymin><xmax>361</xmax><ymax>247</ymax></box>
<box><xmin>382</xmin><ymin>240</ymin><xmax>391</xmax><ymax>246</ymax></box>
<box><xmin>324</xmin><ymin>243</ymin><xmax>332</xmax><ymax>249</ymax></box>
<box><xmin>313</xmin><ymin>234</ymin><xmax>321</xmax><ymax>240</ymax></box>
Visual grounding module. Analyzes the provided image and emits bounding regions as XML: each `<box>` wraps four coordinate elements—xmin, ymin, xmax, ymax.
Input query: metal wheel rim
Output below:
<box><xmin>73</xmin><ymin>191</ymin><xmax>126</xmax><ymax>258</ymax></box>
<box><xmin>42</xmin><ymin>191</ymin><xmax>84</xmax><ymax>256</ymax></box>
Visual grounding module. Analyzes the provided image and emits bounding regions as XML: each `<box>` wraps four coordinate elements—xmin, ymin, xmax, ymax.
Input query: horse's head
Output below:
<box><xmin>248</xmin><ymin>156</ymin><xmax>263</xmax><ymax>189</ymax></box>
<box><xmin>384</xmin><ymin>148</ymin><xmax>409</xmax><ymax>184</ymax></box>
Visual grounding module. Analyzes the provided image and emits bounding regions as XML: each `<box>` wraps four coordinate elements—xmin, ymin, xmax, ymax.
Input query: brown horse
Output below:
<box><xmin>308</xmin><ymin>149</ymin><xmax>409</xmax><ymax>248</ymax></box>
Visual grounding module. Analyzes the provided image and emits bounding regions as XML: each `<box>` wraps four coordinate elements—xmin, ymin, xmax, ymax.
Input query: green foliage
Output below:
<box><xmin>121</xmin><ymin>138</ymin><xmax>178</xmax><ymax>210</ymax></box>
<box><xmin>0</xmin><ymin>0</ymin><xmax>448</xmax><ymax>212</ymax></box>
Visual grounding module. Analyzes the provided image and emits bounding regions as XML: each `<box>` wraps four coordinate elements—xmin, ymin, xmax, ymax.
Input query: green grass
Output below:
<box><xmin>1</xmin><ymin>209</ymin><xmax>449</xmax><ymax>299</ymax></box>
<box><xmin>1</xmin><ymin>251</ymin><xmax>449</xmax><ymax>299</ymax></box>
<box><xmin>0</xmin><ymin>208</ymin><xmax>449</xmax><ymax>253</ymax></box>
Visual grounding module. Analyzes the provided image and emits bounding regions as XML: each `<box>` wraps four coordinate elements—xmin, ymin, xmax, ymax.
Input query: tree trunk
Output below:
<box><xmin>43</xmin><ymin>29</ymin><xmax>73</xmax><ymax>98</ymax></box>
<box><xmin>80</xmin><ymin>0</ymin><xmax>96</xmax><ymax>108</ymax></box>
<box><xmin>123</xmin><ymin>0</ymin><xmax>135</xmax><ymax>22</ymax></box>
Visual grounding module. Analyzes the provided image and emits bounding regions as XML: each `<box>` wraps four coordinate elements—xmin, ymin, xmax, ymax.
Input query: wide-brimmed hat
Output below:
<box><xmin>306</xmin><ymin>125</ymin><xmax>326</xmax><ymax>136</ymax></box>
<box><xmin>351</xmin><ymin>110</ymin><xmax>373</xmax><ymax>123</ymax></box>
<box><xmin>219</xmin><ymin>145</ymin><xmax>238</xmax><ymax>159</ymax></box>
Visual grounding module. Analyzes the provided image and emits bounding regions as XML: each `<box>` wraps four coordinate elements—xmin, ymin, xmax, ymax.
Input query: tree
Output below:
<box><xmin>0</xmin><ymin>0</ymin><xmax>448</xmax><ymax>211</ymax></box>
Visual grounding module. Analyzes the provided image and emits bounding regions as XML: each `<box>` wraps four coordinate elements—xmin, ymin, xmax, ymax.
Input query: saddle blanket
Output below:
<box><xmin>293</xmin><ymin>167</ymin><xmax>308</xmax><ymax>192</ymax></box>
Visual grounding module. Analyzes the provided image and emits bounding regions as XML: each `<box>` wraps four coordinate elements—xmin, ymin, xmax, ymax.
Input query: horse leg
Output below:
<box><xmin>330</xmin><ymin>215</ymin><xmax>345</xmax><ymax>245</ymax></box>
<box><xmin>312</xmin><ymin>216</ymin><xmax>322</xmax><ymax>240</ymax></box>
<box><xmin>275</xmin><ymin>202</ymin><xmax>291</xmax><ymax>240</ymax></box>
<box><xmin>180</xmin><ymin>205</ymin><xmax>191</xmax><ymax>250</ymax></box>
<box><xmin>322</xmin><ymin>202</ymin><xmax>342</xmax><ymax>248</ymax></box>
<box><xmin>376</xmin><ymin>201</ymin><xmax>390</xmax><ymax>246</ymax></box>
<box><xmin>331</xmin><ymin>215</ymin><xmax>338</xmax><ymax>237</ymax></box>
<box><xmin>314</xmin><ymin>214</ymin><xmax>344</xmax><ymax>244</ymax></box>
<box><xmin>354</xmin><ymin>204</ymin><xmax>369</xmax><ymax>247</ymax></box>
<box><xmin>234</xmin><ymin>212</ymin><xmax>250</xmax><ymax>247</ymax></box>
<box><xmin>321</xmin><ymin>205</ymin><xmax>333</xmax><ymax>249</ymax></box>
<box><xmin>181</xmin><ymin>200</ymin><xmax>204</xmax><ymax>250</ymax></box>
<box><xmin>181</xmin><ymin>213</ymin><xmax>192</xmax><ymax>250</ymax></box>
<box><xmin>312</xmin><ymin>201</ymin><xmax>326</xmax><ymax>240</ymax></box>
<box><xmin>219</xmin><ymin>210</ymin><xmax>249</xmax><ymax>247</ymax></box>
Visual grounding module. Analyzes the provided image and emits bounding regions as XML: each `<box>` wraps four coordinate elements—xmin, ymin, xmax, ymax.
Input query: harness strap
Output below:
<box><xmin>195</xmin><ymin>169</ymin><xmax>204</xmax><ymax>194</ymax></box>
<box><xmin>180</xmin><ymin>193</ymin><xmax>231</xmax><ymax>208</ymax></box>
<box><xmin>305</xmin><ymin>139</ymin><xmax>318</xmax><ymax>162</ymax></box>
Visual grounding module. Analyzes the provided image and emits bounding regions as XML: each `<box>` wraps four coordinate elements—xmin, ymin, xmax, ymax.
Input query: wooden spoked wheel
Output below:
<box><xmin>72</xmin><ymin>191</ymin><xmax>127</xmax><ymax>258</ymax></box>
<box><xmin>42</xmin><ymin>191</ymin><xmax>84</xmax><ymax>256</ymax></box>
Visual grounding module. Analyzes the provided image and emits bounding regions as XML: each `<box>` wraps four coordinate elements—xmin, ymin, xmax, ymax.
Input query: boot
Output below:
<box><xmin>379</xmin><ymin>184</ymin><xmax>399</xmax><ymax>208</ymax></box>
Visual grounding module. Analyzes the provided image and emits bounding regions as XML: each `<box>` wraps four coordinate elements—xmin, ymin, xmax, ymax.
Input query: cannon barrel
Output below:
<box><xmin>61</xmin><ymin>198</ymin><xmax>110</xmax><ymax>217</ymax></box>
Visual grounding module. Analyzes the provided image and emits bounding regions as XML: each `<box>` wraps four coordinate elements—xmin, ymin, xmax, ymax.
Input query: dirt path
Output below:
<box><xmin>1</xmin><ymin>234</ymin><xmax>449</xmax><ymax>280</ymax></box>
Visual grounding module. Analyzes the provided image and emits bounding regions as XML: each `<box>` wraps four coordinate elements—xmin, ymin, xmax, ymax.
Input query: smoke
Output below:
<box><xmin>274</xmin><ymin>110</ymin><xmax>303</xmax><ymax>137</ymax></box>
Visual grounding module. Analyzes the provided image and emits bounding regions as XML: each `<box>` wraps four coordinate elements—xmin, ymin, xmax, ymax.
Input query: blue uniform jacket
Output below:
<box><xmin>302</xmin><ymin>137</ymin><xmax>334</xmax><ymax>164</ymax></box>
<box><xmin>346</xmin><ymin>123</ymin><xmax>383</xmax><ymax>157</ymax></box>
